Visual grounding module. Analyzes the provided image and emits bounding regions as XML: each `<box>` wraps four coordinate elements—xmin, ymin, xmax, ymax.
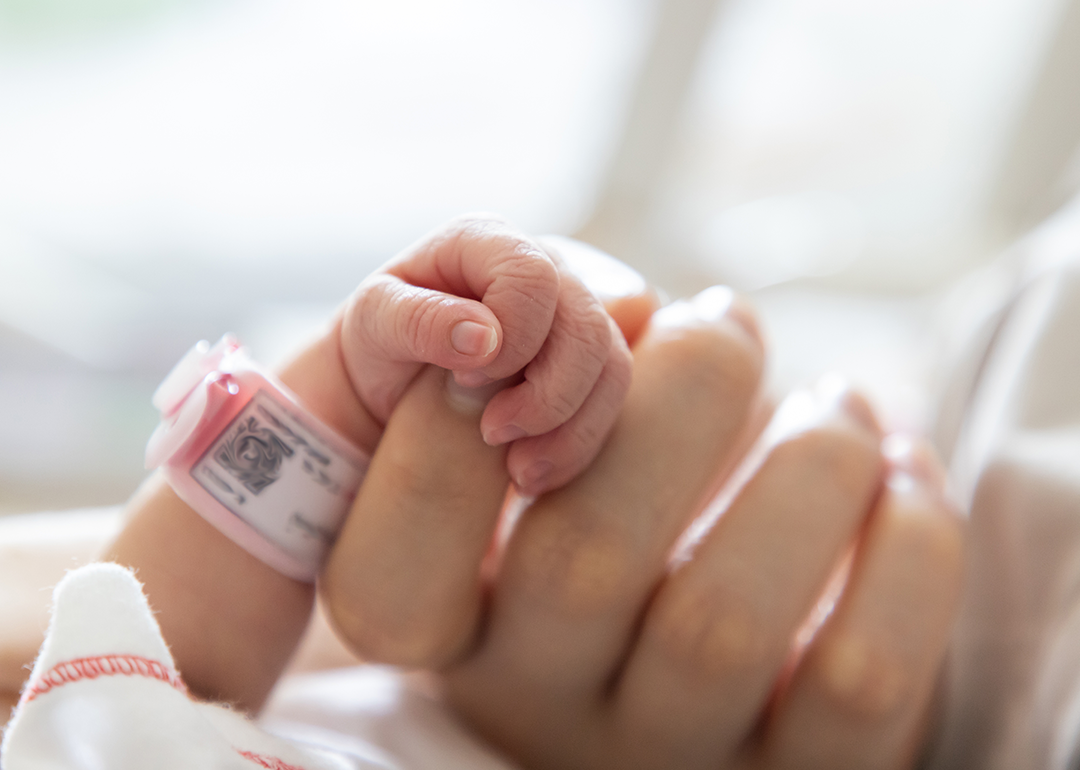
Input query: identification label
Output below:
<box><xmin>192</xmin><ymin>389</ymin><xmax>367</xmax><ymax>568</ymax></box>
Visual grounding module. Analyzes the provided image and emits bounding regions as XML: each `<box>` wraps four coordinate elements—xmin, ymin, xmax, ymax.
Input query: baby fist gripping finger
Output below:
<box><xmin>490</xmin><ymin>241</ymin><xmax>637</xmax><ymax>495</ymax></box>
<box><xmin>340</xmin><ymin>216</ymin><xmax>634</xmax><ymax>496</ymax></box>
<box><xmin>340</xmin><ymin>216</ymin><xmax>559</xmax><ymax>425</ymax></box>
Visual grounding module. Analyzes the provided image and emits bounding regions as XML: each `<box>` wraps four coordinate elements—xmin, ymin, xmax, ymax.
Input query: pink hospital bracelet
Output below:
<box><xmin>145</xmin><ymin>335</ymin><xmax>369</xmax><ymax>582</ymax></box>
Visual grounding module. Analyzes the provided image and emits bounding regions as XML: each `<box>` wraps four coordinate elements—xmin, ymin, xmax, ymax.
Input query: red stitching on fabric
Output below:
<box><xmin>236</xmin><ymin>748</ymin><xmax>308</xmax><ymax>770</ymax></box>
<box><xmin>20</xmin><ymin>654</ymin><xmax>188</xmax><ymax>704</ymax></box>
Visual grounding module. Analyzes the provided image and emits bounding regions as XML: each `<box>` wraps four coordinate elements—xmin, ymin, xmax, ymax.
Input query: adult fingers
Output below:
<box><xmin>322</xmin><ymin>236</ymin><xmax>662</xmax><ymax>666</ymax></box>
<box><xmin>341</xmin><ymin>215</ymin><xmax>559</xmax><ymax>424</ymax></box>
<box><xmin>320</xmin><ymin>365</ymin><xmax>509</xmax><ymax>667</ymax></box>
<box><xmin>754</xmin><ymin>437</ymin><xmax>964</xmax><ymax>770</ymax></box>
<box><xmin>609</xmin><ymin>381</ymin><xmax>886</xmax><ymax>770</ymax></box>
<box><xmin>443</xmin><ymin>287</ymin><xmax>766</xmax><ymax>767</ymax></box>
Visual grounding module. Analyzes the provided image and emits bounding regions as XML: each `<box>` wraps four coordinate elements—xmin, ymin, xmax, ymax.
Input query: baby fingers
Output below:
<box><xmin>340</xmin><ymin>216</ymin><xmax>561</xmax><ymax>425</ymax></box>
<box><xmin>479</xmin><ymin>256</ymin><xmax>614</xmax><ymax>438</ymax></box>
<box><xmin>342</xmin><ymin>273</ymin><xmax>505</xmax><ymax>423</ymax></box>
<box><xmin>503</xmin><ymin>315</ymin><xmax>632</xmax><ymax>495</ymax></box>
<box><xmin>340</xmin><ymin>216</ymin><xmax>638</xmax><ymax>496</ymax></box>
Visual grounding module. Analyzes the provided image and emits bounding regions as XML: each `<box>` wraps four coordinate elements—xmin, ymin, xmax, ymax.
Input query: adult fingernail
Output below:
<box><xmin>812</xmin><ymin>374</ymin><xmax>880</xmax><ymax>434</ymax></box>
<box><xmin>484</xmin><ymin>424</ymin><xmax>527</xmax><ymax>446</ymax></box>
<box><xmin>444</xmin><ymin>371</ymin><xmax>505</xmax><ymax>415</ymax></box>
<box><xmin>451</xmin><ymin>320</ymin><xmax>498</xmax><ymax>357</ymax></box>
<box><xmin>882</xmin><ymin>434</ymin><xmax>939</xmax><ymax>482</ymax></box>
<box><xmin>882</xmin><ymin>433</ymin><xmax>957</xmax><ymax>509</ymax></box>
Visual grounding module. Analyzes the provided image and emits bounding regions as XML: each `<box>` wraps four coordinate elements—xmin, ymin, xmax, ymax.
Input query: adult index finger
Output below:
<box><xmin>320</xmin><ymin>365</ymin><xmax>510</xmax><ymax>668</ymax></box>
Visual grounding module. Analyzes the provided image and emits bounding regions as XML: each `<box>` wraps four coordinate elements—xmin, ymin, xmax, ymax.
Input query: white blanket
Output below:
<box><xmin>1</xmin><ymin>563</ymin><xmax>513</xmax><ymax>769</ymax></box>
<box><xmin>2</xmin><ymin>563</ymin><xmax>381</xmax><ymax>769</ymax></box>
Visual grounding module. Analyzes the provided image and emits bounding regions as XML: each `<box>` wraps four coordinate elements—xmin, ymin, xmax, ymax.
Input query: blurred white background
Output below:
<box><xmin>0</xmin><ymin>0</ymin><xmax>1075</xmax><ymax>513</ymax></box>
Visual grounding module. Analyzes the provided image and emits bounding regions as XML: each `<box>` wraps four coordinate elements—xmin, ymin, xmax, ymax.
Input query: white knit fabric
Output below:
<box><xmin>1</xmin><ymin>563</ymin><xmax>380</xmax><ymax>770</ymax></box>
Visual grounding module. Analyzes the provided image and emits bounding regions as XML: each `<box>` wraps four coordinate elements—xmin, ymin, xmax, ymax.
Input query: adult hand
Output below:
<box><xmin>321</xmin><ymin>242</ymin><xmax>964</xmax><ymax>770</ymax></box>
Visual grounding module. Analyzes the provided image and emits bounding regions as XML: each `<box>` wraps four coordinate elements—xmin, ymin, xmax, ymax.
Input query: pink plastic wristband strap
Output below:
<box><xmin>145</xmin><ymin>335</ymin><xmax>369</xmax><ymax>582</ymax></box>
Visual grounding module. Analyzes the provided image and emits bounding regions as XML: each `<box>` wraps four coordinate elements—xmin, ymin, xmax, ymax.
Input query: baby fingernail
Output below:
<box><xmin>485</xmin><ymin>424</ymin><xmax>527</xmax><ymax>446</ymax></box>
<box><xmin>451</xmin><ymin>320</ymin><xmax>498</xmax><ymax>357</ymax></box>
<box><xmin>516</xmin><ymin>460</ymin><xmax>553</xmax><ymax>493</ymax></box>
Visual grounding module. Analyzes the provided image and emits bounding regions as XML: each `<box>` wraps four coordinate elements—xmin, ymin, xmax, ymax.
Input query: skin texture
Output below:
<box><xmin>341</xmin><ymin>215</ymin><xmax>634</xmax><ymax>496</ymax></box>
<box><xmin>8</xmin><ymin>218</ymin><xmax>963</xmax><ymax>769</ymax></box>
<box><xmin>101</xmin><ymin>217</ymin><xmax>643</xmax><ymax>709</ymax></box>
<box><xmin>325</xmin><ymin>281</ymin><xmax>965</xmax><ymax>770</ymax></box>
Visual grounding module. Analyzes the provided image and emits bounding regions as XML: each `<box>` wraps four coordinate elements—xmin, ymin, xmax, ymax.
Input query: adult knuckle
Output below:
<box><xmin>515</xmin><ymin>512</ymin><xmax>633</xmax><ymax>616</ymax></box>
<box><xmin>321</xmin><ymin>572</ymin><xmax>397</xmax><ymax>663</ymax></box>
<box><xmin>384</xmin><ymin>606</ymin><xmax>475</xmax><ymax>669</ymax></box>
<box><xmin>814</xmin><ymin>633</ymin><xmax>909</xmax><ymax>721</ymax></box>
<box><xmin>376</xmin><ymin>436</ymin><xmax>432</xmax><ymax>495</ymax></box>
<box><xmin>652</xmin><ymin>586</ymin><xmax>768</xmax><ymax>677</ymax></box>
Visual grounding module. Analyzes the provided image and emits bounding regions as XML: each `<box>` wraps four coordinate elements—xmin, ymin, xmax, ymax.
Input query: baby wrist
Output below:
<box><xmin>145</xmin><ymin>335</ymin><xmax>370</xmax><ymax>582</ymax></box>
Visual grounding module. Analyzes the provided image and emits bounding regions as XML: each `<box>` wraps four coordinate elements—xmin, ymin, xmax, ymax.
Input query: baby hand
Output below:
<box><xmin>339</xmin><ymin>215</ymin><xmax>634</xmax><ymax>495</ymax></box>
